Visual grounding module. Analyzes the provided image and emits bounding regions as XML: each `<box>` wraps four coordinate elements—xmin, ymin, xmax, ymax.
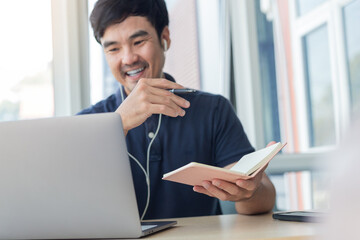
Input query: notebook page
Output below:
<box><xmin>230</xmin><ymin>143</ymin><xmax>281</xmax><ymax>175</ymax></box>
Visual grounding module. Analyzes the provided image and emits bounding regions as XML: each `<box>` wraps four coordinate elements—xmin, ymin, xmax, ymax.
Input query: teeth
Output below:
<box><xmin>127</xmin><ymin>67</ymin><xmax>144</xmax><ymax>76</ymax></box>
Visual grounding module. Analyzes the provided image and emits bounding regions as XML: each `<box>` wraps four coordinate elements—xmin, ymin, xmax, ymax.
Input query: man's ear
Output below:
<box><xmin>161</xmin><ymin>26</ymin><xmax>171</xmax><ymax>51</ymax></box>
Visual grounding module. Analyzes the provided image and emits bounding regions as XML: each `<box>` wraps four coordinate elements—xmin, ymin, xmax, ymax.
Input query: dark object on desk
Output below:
<box><xmin>272</xmin><ymin>211</ymin><xmax>325</xmax><ymax>222</ymax></box>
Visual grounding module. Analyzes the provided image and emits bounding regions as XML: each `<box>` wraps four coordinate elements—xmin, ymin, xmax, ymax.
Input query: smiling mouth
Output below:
<box><xmin>126</xmin><ymin>67</ymin><xmax>145</xmax><ymax>77</ymax></box>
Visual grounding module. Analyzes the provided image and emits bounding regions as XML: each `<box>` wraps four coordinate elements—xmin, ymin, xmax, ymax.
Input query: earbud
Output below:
<box><xmin>163</xmin><ymin>39</ymin><xmax>168</xmax><ymax>52</ymax></box>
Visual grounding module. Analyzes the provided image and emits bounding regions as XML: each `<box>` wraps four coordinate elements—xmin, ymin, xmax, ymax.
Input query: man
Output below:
<box><xmin>79</xmin><ymin>0</ymin><xmax>275</xmax><ymax>220</ymax></box>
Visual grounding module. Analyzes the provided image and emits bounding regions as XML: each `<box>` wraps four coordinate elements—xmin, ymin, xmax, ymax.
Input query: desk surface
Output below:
<box><xmin>145</xmin><ymin>213</ymin><xmax>320</xmax><ymax>240</ymax></box>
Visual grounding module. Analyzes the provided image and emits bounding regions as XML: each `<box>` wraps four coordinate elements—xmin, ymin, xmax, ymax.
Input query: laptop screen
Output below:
<box><xmin>0</xmin><ymin>113</ymin><xmax>146</xmax><ymax>238</ymax></box>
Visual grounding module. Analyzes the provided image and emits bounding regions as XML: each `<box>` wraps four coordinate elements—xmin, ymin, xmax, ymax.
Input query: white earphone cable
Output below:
<box><xmin>142</xmin><ymin>113</ymin><xmax>162</xmax><ymax>220</ymax></box>
<box><xmin>120</xmin><ymin>88</ymin><xmax>162</xmax><ymax>220</ymax></box>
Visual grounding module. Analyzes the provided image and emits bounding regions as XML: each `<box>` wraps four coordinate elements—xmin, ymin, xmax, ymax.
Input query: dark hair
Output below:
<box><xmin>90</xmin><ymin>0</ymin><xmax>169</xmax><ymax>44</ymax></box>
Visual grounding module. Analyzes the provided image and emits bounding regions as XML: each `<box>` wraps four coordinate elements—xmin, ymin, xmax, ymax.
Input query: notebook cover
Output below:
<box><xmin>162</xmin><ymin>143</ymin><xmax>286</xmax><ymax>186</ymax></box>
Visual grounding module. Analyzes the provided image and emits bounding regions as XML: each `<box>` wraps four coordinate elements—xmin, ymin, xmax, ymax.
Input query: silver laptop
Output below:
<box><xmin>0</xmin><ymin>113</ymin><xmax>176</xmax><ymax>239</ymax></box>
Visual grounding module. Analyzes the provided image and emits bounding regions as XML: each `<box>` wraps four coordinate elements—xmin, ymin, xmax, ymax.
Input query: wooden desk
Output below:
<box><xmin>145</xmin><ymin>213</ymin><xmax>320</xmax><ymax>240</ymax></box>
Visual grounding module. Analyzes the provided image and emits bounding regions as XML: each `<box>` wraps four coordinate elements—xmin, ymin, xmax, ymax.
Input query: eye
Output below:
<box><xmin>108</xmin><ymin>48</ymin><xmax>119</xmax><ymax>52</ymax></box>
<box><xmin>134</xmin><ymin>40</ymin><xmax>144</xmax><ymax>46</ymax></box>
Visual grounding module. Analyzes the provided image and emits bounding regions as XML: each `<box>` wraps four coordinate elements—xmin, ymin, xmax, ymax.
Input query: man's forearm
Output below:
<box><xmin>235</xmin><ymin>174</ymin><xmax>276</xmax><ymax>215</ymax></box>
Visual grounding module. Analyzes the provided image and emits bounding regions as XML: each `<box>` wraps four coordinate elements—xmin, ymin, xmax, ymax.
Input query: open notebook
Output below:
<box><xmin>163</xmin><ymin>142</ymin><xmax>286</xmax><ymax>186</ymax></box>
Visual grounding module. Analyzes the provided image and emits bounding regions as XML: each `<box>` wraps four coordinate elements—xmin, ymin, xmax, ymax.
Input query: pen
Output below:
<box><xmin>168</xmin><ymin>88</ymin><xmax>197</xmax><ymax>94</ymax></box>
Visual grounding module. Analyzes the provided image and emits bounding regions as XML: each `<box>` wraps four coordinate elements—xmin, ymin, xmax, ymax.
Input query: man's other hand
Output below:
<box><xmin>193</xmin><ymin>141</ymin><xmax>277</xmax><ymax>214</ymax></box>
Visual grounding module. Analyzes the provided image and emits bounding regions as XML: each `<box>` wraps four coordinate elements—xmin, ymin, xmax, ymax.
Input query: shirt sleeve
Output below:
<box><xmin>76</xmin><ymin>93</ymin><xmax>119</xmax><ymax>115</ymax></box>
<box><xmin>212</xmin><ymin>95</ymin><xmax>255</xmax><ymax>168</ymax></box>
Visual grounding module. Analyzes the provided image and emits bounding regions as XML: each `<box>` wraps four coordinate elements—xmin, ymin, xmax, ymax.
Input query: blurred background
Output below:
<box><xmin>0</xmin><ymin>0</ymin><xmax>359</xmax><ymax>212</ymax></box>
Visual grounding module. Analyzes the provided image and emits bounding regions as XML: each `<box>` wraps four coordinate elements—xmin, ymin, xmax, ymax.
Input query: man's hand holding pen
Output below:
<box><xmin>115</xmin><ymin>78</ymin><xmax>192</xmax><ymax>135</ymax></box>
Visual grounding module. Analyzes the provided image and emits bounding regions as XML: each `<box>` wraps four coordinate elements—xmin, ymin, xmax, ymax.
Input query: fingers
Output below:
<box><xmin>212</xmin><ymin>179</ymin><xmax>242</xmax><ymax>196</ymax></box>
<box><xmin>116</xmin><ymin>77</ymin><xmax>192</xmax><ymax>133</ymax></box>
<box><xmin>134</xmin><ymin>78</ymin><xmax>190</xmax><ymax>114</ymax></box>
<box><xmin>145</xmin><ymin>78</ymin><xmax>185</xmax><ymax>90</ymax></box>
<box><xmin>236</xmin><ymin>171</ymin><xmax>264</xmax><ymax>192</ymax></box>
<box><xmin>193</xmin><ymin>185</ymin><xmax>215</xmax><ymax>197</ymax></box>
<box><xmin>193</xmin><ymin>177</ymin><xmax>264</xmax><ymax>202</ymax></box>
<box><xmin>235</xmin><ymin>179</ymin><xmax>257</xmax><ymax>192</ymax></box>
<box><xmin>148</xmin><ymin>87</ymin><xmax>191</xmax><ymax>109</ymax></box>
<box><xmin>193</xmin><ymin>180</ymin><xmax>245</xmax><ymax>202</ymax></box>
<box><xmin>194</xmin><ymin>181</ymin><xmax>229</xmax><ymax>200</ymax></box>
<box><xmin>148</xmin><ymin>104</ymin><xmax>184</xmax><ymax>118</ymax></box>
<box><xmin>135</xmin><ymin>89</ymin><xmax>190</xmax><ymax>118</ymax></box>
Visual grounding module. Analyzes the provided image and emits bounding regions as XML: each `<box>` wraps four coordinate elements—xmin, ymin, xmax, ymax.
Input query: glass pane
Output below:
<box><xmin>296</xmin><ymin>0</ymin><xmax>327</xmax><ymax>16</ymax></box>
<box><xmin>163</xmin><ymin>0</ymin><xmax>201</xmax><ymax>89</ymax></box>
<box><xmin>302</xmin><ymin>25</ymin><xmax>336</xmax><ymax>147</ymax></box>
<box><xmin>88</xmin><ymin>0</ymin><xmax>117</xmax><ymax>104</ymax></box>
<box><xmin>255</xmin><ymin>0</ymin><xmax>281</xmax><ymax>144</ymax></box>
<box><xmin>0</xmin><ymin>0</ymin><xmax>54</xmax><ymax>121</ymax></box>
<box><xmin>343</xmin><ymin>0</ymin><xmax>360</xmax><ymax>115</ymax></box>
<box><xmin>269</xmin><ymin>170</ymin><xmax>329</xmax><ymax>211</ymax></box>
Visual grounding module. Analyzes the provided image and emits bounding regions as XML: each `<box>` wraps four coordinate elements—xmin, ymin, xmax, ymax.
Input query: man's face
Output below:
<box><xmin>101</xmin><ymin>16</ymin><xmax>169</xmax><ymax>95</ymax></box>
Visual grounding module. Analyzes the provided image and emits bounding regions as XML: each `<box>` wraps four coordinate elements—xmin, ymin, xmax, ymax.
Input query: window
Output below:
<box><xmin>163</xmin><ymin>0</ymin><xmax>200</xmax><ymax>90</ymax></box>
<box><xmin>296</xmin><ymin>0</ymin><xmax>328</xmax><ymax>16</ymax></box>
<box><xmin>87</xmin><ymin>0</ymin><xmax>117</xmax><ymax>104</ymax></box>
<box><xmin>259</xmin><ymin>0</ymin><xmax>360</xmax><ymax>153</ymax></box>
<box><xmin>0</xmin><ymin>0</ymin><xmax>54</xmax><ymax>121</ymax></box>
<box><xmin>302</xmin><ymin>25</ymin><xmax>336</xmax><ymax>147</ymax></box>
<box><xmin>343</xmin><ymin>0</ymin><xmax>360</xmax><ymax>115</ymax></box>
<box><xmin>85</xmin><ymin>0</ymin><xmax>359</xmax><ymax>155</ymax></box>
<box><xmin>255</xmin><ymin>0</ymin><xmax>281</xmax><ymax>144</ymax></box>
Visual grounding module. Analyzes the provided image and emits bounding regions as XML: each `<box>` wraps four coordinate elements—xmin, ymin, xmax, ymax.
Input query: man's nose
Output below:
<box><xmin>121</xmin><ymin>47</ymin><xmax>138</xmax><ymax>66</ymax></box>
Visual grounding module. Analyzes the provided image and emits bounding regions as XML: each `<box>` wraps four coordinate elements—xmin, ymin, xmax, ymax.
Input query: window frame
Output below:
<box><xmin>228</xmin><ymin>0</ymin><xmax>357</xmax><ymax>172</ymax></box>
<box><xmin>196</xmin><ymin>0</ymin><xmax>224</xmax><ymax>95</ymax></box>
<box><xmin>51</xmin><ymin>0</ymin><xmax>90</xmax><ymax>116</ymax></box>
<box><xmin>289</xmin><ymin>0</ymin><xmax>354</xmax><ymax>152</ymax></box>
<box><xmin>229</xmin><ymin>0</ymin><xmax>266</xmax><ymax>149</ymax></box>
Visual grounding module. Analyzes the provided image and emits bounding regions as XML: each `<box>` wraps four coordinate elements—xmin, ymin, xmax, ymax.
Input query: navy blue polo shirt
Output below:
<box><xmin>78</xmin><ymin>73</ymin><xmax>254</xmax><ymax>220</ymax></box>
